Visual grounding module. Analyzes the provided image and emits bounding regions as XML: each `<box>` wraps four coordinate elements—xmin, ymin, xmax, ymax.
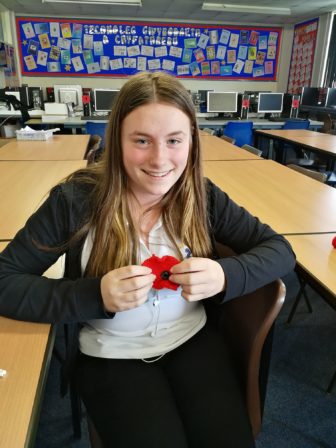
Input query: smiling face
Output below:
<box><xmin>121</xmin><ymin>102</ymin><xmax>191</xmax><ymax>208</ymax></box>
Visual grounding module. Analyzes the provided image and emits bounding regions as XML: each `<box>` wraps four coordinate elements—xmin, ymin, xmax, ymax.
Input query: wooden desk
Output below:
<box><xmin>286</xmin><ymin>234</ymin><xmax>336</xmax><ymax>300</ymax></box>
<box><xmin>0</xmin><ymin>135</ymin><xmax>89</xmax><ymax>161</ymax></box>
<box><xmin>0</xmin><ymin>241</ymin><xmax>64</xmax><ymax>447</ymax></box>
<box><xmin>256</xmin><ymin>129</ymin><xmax>336</xmax><ymax>166</ymax></box>
<box><xmin>198</xmin><ymin>118</ymin><xmax>323</xmax><ymax>131</ymax></box>
<box><xmin>0</xmin><ymin>315</ymin><xmax>52</xmax><ymax>448</ymax></box>
<box><xmin>204</xmin><ymin>159</ymin><xmax>336</xmax><ymax>235</ymax></box>
<box><xmin>0</xmin><ymin>160</ymin><xmax>87</xmax><ymax>240</ymax></box>
<box><xmin>201</xmin><ymin>134</ymin><xmax>260</xmax><ymax>161</ymax></box>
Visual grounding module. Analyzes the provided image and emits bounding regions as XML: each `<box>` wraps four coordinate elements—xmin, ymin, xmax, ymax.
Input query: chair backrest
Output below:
<box><xmin>223</xmin><ymin>121</ymin><xmax>253</xmax><ymax>147</ymax></box>
<box><xmin>85</xmin><ymin>121</ymin><xmax>107</xmax><ymax>163</ymax></box>
<box><xmin>241</xmin><ymin>144</ymin><xmax>262</xmax><ymax>157</ymax></box>
<box><xmin>316</xmin><ymin>112</ymin><xmax>333</xmax><ymax>134</ymax></box>
<box><xmin>287</xmin><ymin>164</ymin><xmax>328</xmax><ymax>183</ymax></box>
<box><xmin>202</xmin><ymin>127</ymin><xmax>216</xmax><ymax>135</ymax></box>
<box><xmin>282</xmin><ymin>118</ymin><xmax>310</xmax><ymax>130</ymax></box>
<box><xmin>220</xmin><ymin>134</ymin><xmax>236</xmax><ymax>145</ymax></box>
<box><xmin>213</xmin><ymin>237</ymin><xmax>285</xmax><ymax>438</ymax></box>
<box><xmin>221</xmin><ymin>278</ymin><xmax>286</xmax><ymax>438</ymax></box>
<box><xmin>85</xmin><ymin>121</ymin><xmax>107</xmax><ymax>146</ymax></box>
<box><xmin>85</xmin><ymin>135</ymin><xmax>103</xmax><ymax>164</ymax></box>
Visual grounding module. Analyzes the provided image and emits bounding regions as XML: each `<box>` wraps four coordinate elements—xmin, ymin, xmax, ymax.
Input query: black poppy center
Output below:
<box><xmin>160</xmin><ymin>270</ymin><xmax>170</xmax><ymax>280</ymax></box>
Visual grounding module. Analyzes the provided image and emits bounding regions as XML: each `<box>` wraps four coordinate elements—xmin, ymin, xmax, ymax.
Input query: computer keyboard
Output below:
<box><xmin>205</xmin><ymin>116</ymin><xmax>240</xmax><ymax>121</ymax></box>
<box><xmin>268</xmin><ymin>117</ymin><xmax>287</xmax><ymax>122</ymax></box>
<box><xmin>81</xmin><ymin>115</ymin><xmax>109</xmax><ymax>121</ymax></box>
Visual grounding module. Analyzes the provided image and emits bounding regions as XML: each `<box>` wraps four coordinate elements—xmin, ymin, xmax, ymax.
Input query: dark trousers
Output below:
<box><xmin>75</xmin><ymin>323</ymin><xmax>255</xmax><ymax>448</ymax></box>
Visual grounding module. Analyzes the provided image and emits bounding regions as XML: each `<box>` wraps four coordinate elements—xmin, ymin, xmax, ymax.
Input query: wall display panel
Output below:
<box><xmin>0</xmin><ymin>42</ymin><xmax>19</xmax><ymax>87</ymax></box>
<box><xmin>287</xmin><ymin>18</ymin><xmax>318</xmax><ymax>94</ymax></box>
<box><xmin>16</xmin><ymin>17</ymin><xmax>281</xmax><ymax>80</ymax></box>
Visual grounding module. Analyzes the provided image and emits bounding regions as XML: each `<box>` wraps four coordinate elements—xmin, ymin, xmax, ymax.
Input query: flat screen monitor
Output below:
<box><xmin>300</xmin><ymin>87</ymin><xmax>327</xmax><ymax>107</ymax></box>
<box><xmin>93</xmin><ymin>89</ymin><xmax>119</xmax><ymax>113</ymax></box>
<box><xmin>207</xmin><ymin>92</ymin><xmax>238</xmax><ymax>113</ymax></box>
<box><xmin>326</xmin><ymin>87</ymin><xmax>336</xmax><ymax>108</ymax></box>
<box><xmin>54</xmin><ymin>84</ymin><xmax>83</xmax><ymax>109</ymax></box>
<box><xmin>257</xmin><ymin>93</ymin><xmax>283</xmax><ymax>113</ymax></box>
<box><xmin>244</xmin><ymin>91</ymin><xmax>271</xmax><ymax>112</ymax></box>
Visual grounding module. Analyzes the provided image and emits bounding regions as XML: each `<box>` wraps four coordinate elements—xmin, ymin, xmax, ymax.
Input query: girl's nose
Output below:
<box><xmin>149</xmin><ymin>141</ymin><xmax>166</xmax><ymax>165</ymax></box>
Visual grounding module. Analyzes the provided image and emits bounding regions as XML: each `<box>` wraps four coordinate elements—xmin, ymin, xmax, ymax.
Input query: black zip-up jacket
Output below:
<box><xmin>0</xmin><ymin>177</ymin><xmax>295</xmax><ymax>390</ymax></box>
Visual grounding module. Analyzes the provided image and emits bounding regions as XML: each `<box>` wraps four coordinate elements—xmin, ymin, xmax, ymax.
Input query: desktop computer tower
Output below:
<box><xmin>235</xmin><ymin>94</ymin><xmax>250</xmax><ymax>119</ymax></box>
<box><xmin>46</xmin><ymin>87</ymin><xmax>55</xmax><ymax>102</ymax></box>
<box><xmin>28</xmin><ymin>87</ymin><xmax>44</xmax><ymax>109</ymax></box>
<box><xmin>240</xmin><ymin>94</ymin><xmax>250</xmax><ymax>119</ymax></box>
<box><xmin>19</xmin><ymin>85</ymin><xmax>30</xmax><ymax>108</ymax></box>
<box><xmin>290</xmin><ymin>94</ymin><xmax>300</xmax><ymax>118</ymax></box>
<box><xmin>282</xmin><ymin>93</ymin><xmax>300</xmax><ymax>118</ymax></box>
<box><xmin>82</xmin><ymin>88</ymin><xmax>91</xmax><ymax>116</ymax></box>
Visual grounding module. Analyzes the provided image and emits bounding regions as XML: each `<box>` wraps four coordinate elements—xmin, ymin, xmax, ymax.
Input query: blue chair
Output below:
<box><xmin>223</xmin><ymin>121</ymin><xmax>253</xmax><ymax>147</ymax></box>
<box><xmin>282</xmin><ymin>118</ymin><xmax>310</xmax><ymax>130</ymax></box>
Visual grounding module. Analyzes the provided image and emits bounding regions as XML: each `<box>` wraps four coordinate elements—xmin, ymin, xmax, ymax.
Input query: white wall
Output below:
<box><xmin>311</xmin><ymin>13</ymin><xmax>333</xmax><ymax>86</ymax></box>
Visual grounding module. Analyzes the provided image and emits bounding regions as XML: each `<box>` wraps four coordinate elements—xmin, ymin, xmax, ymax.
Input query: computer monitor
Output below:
<box><xmin>257</xmin><ymin>93</ymin><xmax>283</xmax><ymax>114</ymax></box>
<box><xmin>93</xmin><ymin>88</ymin><xmax>119</xmax><ymax>113</ymax></box>
<box><xmin>54</xmin><ymin>84</ymin><xmax>83</xmax><ymax>109</ymax></box>
<box><xmin>300</xmin><ymin>87</ymin><xmax>327</xmax><ymax>108</ymax></box>
<box><xmin>326</xmin><ymin>87</ymin><xmax>336</xmax><ymax>109</ymax></box>
<box><xmin>207</xmin><ymin>92</ymin><xmax>238</xmax><ymax>113</ymax></box>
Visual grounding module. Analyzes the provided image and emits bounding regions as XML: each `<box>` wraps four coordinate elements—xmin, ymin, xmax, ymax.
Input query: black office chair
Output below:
<box><xmin>202</xmin><ymin>127</ymin><xmax>216</xmax><ymax>135</ymax></box>
<box><xmin>220</xmin><ymin>134</ymin><xmax>236</xmax><ymax>144</ymax></box>
<box><xmin>241</xmin><ymin>143</ymin><xmax>263</xmax><ymax>157</ymax></box>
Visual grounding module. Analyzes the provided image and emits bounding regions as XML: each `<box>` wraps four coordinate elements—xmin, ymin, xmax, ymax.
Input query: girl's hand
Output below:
<box><xmin>169</xmin><ymin>258</ymin><xmax>225</xmax><ymax>302</ymax></box>
<box><xmin>100</xmin><ymin>266</ymin><xmax>155</xmax><ymax>312</ymax></box>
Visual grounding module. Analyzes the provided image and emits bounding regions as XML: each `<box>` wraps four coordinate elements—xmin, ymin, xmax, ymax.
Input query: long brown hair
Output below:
<box><xmin>68</xmin><ymin>71</ymin><xmax>211</xmax><ymax>276</ymax></box>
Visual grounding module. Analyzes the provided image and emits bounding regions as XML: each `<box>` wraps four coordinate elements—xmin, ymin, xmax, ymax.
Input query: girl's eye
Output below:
<box><xmin>168</xmin><ymin>139</ymin><xmax>180</xmax><ymax>145</ymax></box>
<box><xmin>136</xmin><ymin>138</ymin><xmax>148</xmax><ymax>145</ymax></box>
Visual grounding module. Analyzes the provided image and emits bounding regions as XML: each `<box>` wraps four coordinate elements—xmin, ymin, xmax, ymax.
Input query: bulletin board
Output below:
<box><xmin>287</xmin><ymin>18</ymin><xmax>319</xmax><ymax>94</ymax></box>
<box><xmin>16</xmin><ymin>17</ymin><xmax>282</xmax><ymax>80</ymax></box>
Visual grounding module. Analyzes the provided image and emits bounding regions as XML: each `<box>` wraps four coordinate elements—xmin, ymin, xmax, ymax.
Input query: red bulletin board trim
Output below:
<box><xmin>16</xmin><ymin>17</ymin><xmax>282</xmax><ymax>80</ymax></box>
<box><xmin>287</xmin><ymin>18</ymin><xmax>319</xmax><ymax>94</ymax></box>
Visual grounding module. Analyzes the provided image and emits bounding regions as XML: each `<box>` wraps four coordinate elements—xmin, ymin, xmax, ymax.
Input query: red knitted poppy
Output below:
<box><xmin>142</xmin><ymin>255</ymin><xmax>180</xmax><ymax>290</ymax></box>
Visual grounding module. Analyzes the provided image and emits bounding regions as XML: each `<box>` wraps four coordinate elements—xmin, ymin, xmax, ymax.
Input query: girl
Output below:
<box><xmin>0</xmin><ymin>72</ymin><xmax>295</xmax><ymax>447</ymax></box>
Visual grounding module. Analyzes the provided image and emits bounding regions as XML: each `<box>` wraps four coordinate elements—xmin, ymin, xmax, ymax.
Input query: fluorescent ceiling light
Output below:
<box><xmin>202</xmin><ymin>3</ymin><xmax>291</xmax><ymax>15</ymax></box>
<box><xmin>42</xmin><ymin>0</ymin><xmax>142</xmax><ymax>5</ymax></box>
